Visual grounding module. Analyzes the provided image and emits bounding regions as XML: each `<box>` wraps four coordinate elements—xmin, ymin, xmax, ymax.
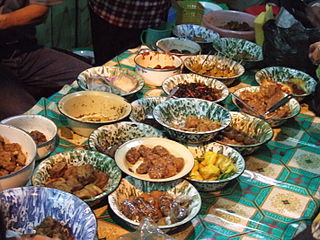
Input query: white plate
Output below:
<box><xmin>199</xmin><ymin>1</ymin><xmax>222</xmax><ymax>14</ymax></box>
<box><xmin>114</xmin><ymin>137</ymin><xmax>194</xmax><ymax>182</ymax></box>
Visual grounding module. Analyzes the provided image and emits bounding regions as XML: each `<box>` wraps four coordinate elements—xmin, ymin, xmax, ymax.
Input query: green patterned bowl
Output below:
<box><xmin>32</xmin><ymin>150</ymin><xmax>122</xmax><ymax>206</ymax></box>
<box><xmin>88</xmin><ymin>121</ymin><xmax>163</xmax><ymax>157</ymax></box>
<box><xmin>215</xmin><ymin>111</ymin><xmax>273</xmax><ymax>156</ymax></box>
<box><xmin>232</xmin><ymin>86</ymin><xmax>301</xmax><ymax>127</ymax></box>
<box><xmin>162</xmin><ymin>73</ymin><xmax>229</xmax><ymax>103</ymax></box>
<box><xmin>153</xmin><ymin>98</ymin><xmax>231</xmax><ymax>144</ymax></box>
<box><xmin>185</xmin><ymin>142</ymin><xmax>245</xmax><ymax>192</ymax></box>
<box><xmin>255</xmin><ymin>66</ymin><xmax>317</xmax><ymax>100</ymax></box>
<box><xmin>212</xmin><ymin>37</ymin><xmax>263</xmax><ymax>69</ymax></box>
<box><xmin>183</xmin><ymin>55</ymin><xmax>245</xmax><ymax>86</ymax></box>
<box><xmin>108</xmin><ymin>176</ymin><xmax>201</xmax><ymax>230</ymax></box>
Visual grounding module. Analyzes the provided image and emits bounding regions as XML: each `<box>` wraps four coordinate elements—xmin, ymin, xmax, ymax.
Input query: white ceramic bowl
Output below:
<box><xmin>57</xmin><ymin>91</ymin><xmax>132</xmax><ymax>137</ymax></box>
<box><xmin>134</xmin><ymin>51</ymin><xmax>183</xmax><ymax>86</ymax></box>
<box><xmin>1</xmin><ymin>114</ymin><xmax>58</xmax><ymax>160</ymax></box>
<box><xmin>0</xmin><ymin>124</ymin><xmax>37</xmax><ymax>190</ymax></box>
<box><xmin>114</xmin><ymin>137</ymin><xmax>195</xmax><ymax>182</ymax></box>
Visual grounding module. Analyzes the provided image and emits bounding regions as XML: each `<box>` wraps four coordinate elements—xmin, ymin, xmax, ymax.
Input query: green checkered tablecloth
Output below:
<box><xmin>26</xmin><ymin>48</ymin><xmax>320</xmax><ymax>240</ymax></box>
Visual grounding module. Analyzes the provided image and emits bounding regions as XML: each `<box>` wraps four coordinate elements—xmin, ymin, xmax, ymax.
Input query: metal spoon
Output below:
<box><xmin>263</xmin><ymin>94</ymin><xmax>294</xmax><ymax>116</ymax></box>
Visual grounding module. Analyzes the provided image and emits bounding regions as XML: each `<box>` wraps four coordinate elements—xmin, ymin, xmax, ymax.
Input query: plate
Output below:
<box><xmin>114</xmin><ymin>137</ymin><xmax>194</xmax><ymax>182</ymax></box>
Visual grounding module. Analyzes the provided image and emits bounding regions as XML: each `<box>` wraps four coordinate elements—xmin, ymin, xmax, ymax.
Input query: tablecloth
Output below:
<box><xmin>26</xmin><ymin>48</ymin><xmax>320</xmax><ymax>240</ymax></box>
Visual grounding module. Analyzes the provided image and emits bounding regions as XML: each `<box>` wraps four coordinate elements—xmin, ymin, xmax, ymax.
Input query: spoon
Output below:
<box><xmin>263</xmin><ymin>94</ymin><xmax>294</xmax><ymax>116</ymax></box>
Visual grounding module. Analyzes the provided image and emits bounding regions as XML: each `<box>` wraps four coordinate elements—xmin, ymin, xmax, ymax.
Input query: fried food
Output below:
<box><xmin>216</xmin><ymin>126</ymin><xmax>259</xmax><ymax>145</ymax></box>
<box><xmin>29</xmin><ymin>130</ymin><xmax>47</xmax><ymax>145</ymax></box>
<box><xmin>174</xmin><ymin>82</ymin><xmax>222</xmax><ymax>101</ymax></box>
<box><xmin>261</xmin><ymin>77</ymin><xmax>307</xmax><ymax>95</ymax></box>
<box><xmin>171</xmin><ymin>115</ymin><xmax>221</xmax><ymax>132</ymax></box>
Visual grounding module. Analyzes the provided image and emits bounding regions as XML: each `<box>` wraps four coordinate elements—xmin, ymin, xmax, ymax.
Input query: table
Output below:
<box><xmin>26</xmin><ymin>47</ymin><xmax>320</xmax><ymax>240</ymax></box>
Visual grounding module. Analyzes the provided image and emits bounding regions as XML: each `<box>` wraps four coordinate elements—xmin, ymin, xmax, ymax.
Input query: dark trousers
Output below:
<box><xmin>0</xmin><ymin>47</ymin><xmax>91</xmax><ymax>120</ymax></box>
<box><xmin>89</xmin><ymin>7</ymin><xmax>143</xmax><ymax>66</ymax></box>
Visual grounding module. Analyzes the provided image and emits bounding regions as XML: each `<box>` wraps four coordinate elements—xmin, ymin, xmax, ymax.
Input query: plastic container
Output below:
<box><xmin>175</xmin><ymin>1</ymin><xmax>204</xmax><ymax>25</ymax></box>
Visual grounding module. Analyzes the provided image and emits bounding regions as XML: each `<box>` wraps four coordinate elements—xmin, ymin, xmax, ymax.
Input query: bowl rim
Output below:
<box><xmin>186</xmin><ymin>142</ymin><xmax>246</xmax><ymax>183</ymax></box>
<box><xmin>0</xmin><ymin>124</ymin><xmax>37</xmax><ymax>180</ymax></box>
<box><xmin>57</xmin><ymin>90</ymin><xmax>132</xmax><ymax>124</ymax></box>
<box><xmin>114</xmin><ymin>137</ymin><xmax>195</xmax><ymax>182</ymax></box>
<box><xmin>232</xmin><ymin>86</ymin><xmax>301</xmax><ymax>120</ymax></box>
<box><xmin>183</xmin><ymin>54</ymin><xmax>245</xmax><ymax>80</ymax></box>
<box><xmin>1</xmin><ymin>114</ymin><xmax>58</xmax><ymax>147</ymax></box>
<box><xmin>212</xmin><ymin>37</ymin><xmax>263</xmax><ymax>62</ymax></box>
<box><xmin>31</xmin><ymin>149</ymin><xmax>122</xmax><ymax>202</ymax></box>
<box><xmin>161</xmin><ymin>73</ymin><xmax>229</xmax><ymax>103</ymax></box>
<box><xmin>172</xmin><ymin>24</ymin><xmax>220</xmax><ymax>43</ymax></box>
<box><xmin>134</xmin><ymin>51</ymin><xmax>183</xmax><ymax>72</ymax></box>
<box><xmin>108</xmin><ymin>177</ymin><xmax>202</xmax><ymax>229</ymax></box>
<box><xmin>153</xmin><ymin>98</ymin><xmax>231</xmax><ymax>134</ymax></box>
<box><xmin>215</xmin><ymin>111</ymin><xmax>274</xmax><ymax>148</ymax></box>
<box><xmin>254</xmin><ymin>66</ymin><xmax>318</xmax><ymax>97</ymax></box>
<box><xmin>155</xmin><ymin>37</ymin><xmax>202</xmax><ymax>55</ymax></box>
<box><xmin>77</xmin><ymin>66</ymin><xmax>145</xmax><ymax>97</ymax></box>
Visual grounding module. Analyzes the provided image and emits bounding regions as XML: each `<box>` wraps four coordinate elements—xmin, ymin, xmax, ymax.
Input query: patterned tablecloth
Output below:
<box><xmin>26</xmin><ymin>48</ymin><xmax>320</xmax><ymax>240</ymax></box>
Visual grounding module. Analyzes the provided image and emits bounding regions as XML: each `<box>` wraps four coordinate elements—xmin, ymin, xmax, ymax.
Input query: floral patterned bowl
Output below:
<box><xmin>108</xmin><ymin>176</ymin><xmax>201</xmax><ymax>230</ymax></box>
<box><xmin>0</xmin><ymin>186</ymin><xmax>97</xmax><ymax>239</ymax></box>
<box><xmin>212</xmin><ymin>37</ymin><xmax>263</xmax><ymax>69</ymax></box>
<box><xmin>162</xmin><ymin>73</ymin><xmax>229</xmax><ymax>103</ymax></box>
<box><xmin>153</xmin><ymin>98</ymin><xmax>231</xmax><ymax>144</ymax></box>
<box><xmin>215</xmin><ymin>111</ymin><xmax>273</xmax><ymax>156</ymax></box>
<box><xmin>183</xmin><ymin>55</ymin><xmax>245</xmax><ymax>86</ymax></box>
<box><xmin>185</xmin><ymin>142</ymin><xmax>245</xmax><ymax>192</ymax></box>
<box><xmin>232</xmin><ymin>86</ymin><xmax>301</xmax><ymax>127</ymax></box>
<box><xmin>255</xmin><ymin>66</ymin><xmax>317</xmax><ymax>100</ymax></box>
<box><xmin>88</xmin><ymin>121</ymin><xmax>163</xmax><ymax>157</ymax></box>
<box><xmin>32</xmin><ymin>150</ymin><xmax>122</xmax><ymax>206</ymax></box>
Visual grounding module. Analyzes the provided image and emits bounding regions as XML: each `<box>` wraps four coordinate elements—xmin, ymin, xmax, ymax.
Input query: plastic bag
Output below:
<box><xmin>262</xmin><ymin>7</ymin><xmax>320</xmax><ymax>78</ymax></box>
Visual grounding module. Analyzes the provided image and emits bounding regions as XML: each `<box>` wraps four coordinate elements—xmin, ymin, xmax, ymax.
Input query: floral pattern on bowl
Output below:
<box><xmin>185</xmin><ymin>142</ymin><xmax>245</xmax><ymax>192</ymax></box>
<box><xmin>88</xmin><ymin>121</ymin><xmax>163</xmax><ymax>157</ymax></box>
<box><xmin>162</xmin><ymin>73</ymin><xmax>229</xmax><ymax>103</ymax></box>
<box><xmin>184</xmin><ymin>55</ymin><xmax>245</xmax><ymax>86</ymax></box>
<box><xmin>108</xmin><ymin>176</ymin><xmax>201</xmax><ymax>230</ymax></box>
<box><xmin>153</xmin><ymin>98</ymin><xmax>231</xmax><ymax>144</ymax></box>
<box><xmin>215</xmin><ymin>111</ymin><xmax>273</xmax><ymax>156</ymax></box>
<box><xmin>255</xmin><ymin>66</ymin><xmax>317</xmax><ymax>100</ymax></box>
<box><xmin>0</xmin><ymin>186</ymin><xmax>97</xmax><ymax>239</ymax></box>
<box><xmin>232</xmin><ymin>86</ymin><xmax>301</xmax><ymax>127</ymax></box>
<box><xmin>32</xmin><ymin>150</ymin><xmax>122</xmax><ymax>206</ymax></box>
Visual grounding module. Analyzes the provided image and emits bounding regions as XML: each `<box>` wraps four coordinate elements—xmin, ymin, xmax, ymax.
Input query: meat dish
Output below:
<box><xmin>170</xmin><ymin>116</ymin><xmax>221</xmax><ymax>132</ymax></box>
<box><xmin>261</xmin><ymin>77</ymin><xmax>307</xmax><ymax>96</ymax></box>
<box><xmin>173</xmin><ymin>82</ymin><xmax>222</xmax><ymax>101</ymax></box>
<box><xmin>125</xmin><ymin>145</ymin><xmax>184</xmax><ymax>179</ymax></box>
<box><xmin>191</xmin><ymin>59</ymin><xmax>237</xmax><ymax>78</ymax></box>
<box><xmin>45</xmin><ymin>163</ymin><xmax>109</xmax><ymax>199</ymax></box>
<box><xmin>216</xmin><ymin>126</ymin><xmax>259</xmax><ymax>145</ymax></box>
<box><xmin>29</xmin><ymin>130</ymin><xmax>47</xmax><ymax>145</ymax></box>
<box><xmin>0</xmin><ymin>136</ymin><xmax>26</xmax><ymax>177</ymax></box>
<box><xmin>219</xmin><ymin>21</ymin><xmax>253</xmax><ymax>31</ymax></box>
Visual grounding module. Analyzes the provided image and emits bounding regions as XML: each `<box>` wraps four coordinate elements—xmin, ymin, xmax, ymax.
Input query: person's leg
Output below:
<box><xmin>89</xmin><ymin>7</ymin><xmax>143</xmax><ymax>65</ymax></box>
<box><xmin>0</xmin><ymin>64</ymin><xmax>36</xmax><ymax>120</ymax></box>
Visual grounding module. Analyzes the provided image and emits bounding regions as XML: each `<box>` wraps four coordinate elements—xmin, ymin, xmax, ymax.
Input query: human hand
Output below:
<box><xmin>309</xmin><ymin>42</ymin><xmax>320</xmax><ymax>65</ymax></box>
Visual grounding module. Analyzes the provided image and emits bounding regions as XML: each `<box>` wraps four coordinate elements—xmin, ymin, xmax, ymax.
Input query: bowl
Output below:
<box><xmin>134</xmin><ymin>51</ymin><xmax>183</xmax><ymax>87</ymax></box>
<box><xmin>215</xmin><ymin>111</ymin><xmax>273</xmax><ymax>156</ymax></box>
<box><xmin>1</xmin><ymin>114</ymin><xmax>58</xmax><ymax>160</ymax></box>
<box><xmin>114</xmin><ymin>137</ymin><xmax>195</xmax><ymax>182</ymax></box>
<box><xmin>0</xmin><ymin>186</ymin><xmax>97</xmax><ymax>239</ymax></box>
<box><xmin>185</xmin><ymin>142</ymin><xmax>245</xmax><ymax>192</ymax></box>
<box><xmin>77</xmin><ymin>66</ymin><xmax>144</xmax><ymax>98</ymax></box>
<box><xmin>183</xmin><ymin>55</ymin><xmax>245</xmax><ymax>86</ymax></box>
<box><xmin>202</xmin><ymin>10</ymin><xmax>255</xmax><ymax>41</ymax></box>
<box><xmin>32</xmin><ymin>150</ymin><xmax>122</xmax><ymax>206</ymax></box>
<box><xmin>255</xmin><ymin>66</ymin><xmax>318</xmax><ymax>100</ymax></box>
<box><xmin>199</xmin><ymin>1</ymin><xmax>223</xmax><ymax>14</ymax></box>
<box><xmin>0</xmin><ymin>124</ymin><xmax>37</xmax><ymax>190</ymax></box>
<box><xmin>212</xmin><ymin>37</ymin><xmax>263</xmax><ymax>69</ymax></box>
<box><xmin>232</xmin><ymin>86</ymin><xmax>301</xmax><ymax>127</ymax></box>
<box><xmin>162</xmin><ymin>73</ymin><xmax>229</xmax><ymax>103</ymax></box>
<box><xmin>57</xmin><ymin>91</ymin><xmax>132</xmax><ymax>137</ymax></box>
<box><xmin>88</xmin><ymin>121</ymin><xmax>163</xmax><ymax>157</ymax></box>
<box><xmin>153</xmin><ymin>98</ymin><xmax>231</xmax><ymax>144</ymax></box>
<box><xmin>108</xmin><ymin>176</ymin><xmax>201</xmax><ymax>230</ymax></box>
<box><xmin>156</xmin><ymin>37</ymin><xmax>201</xmax><ymax>59</ymax></box>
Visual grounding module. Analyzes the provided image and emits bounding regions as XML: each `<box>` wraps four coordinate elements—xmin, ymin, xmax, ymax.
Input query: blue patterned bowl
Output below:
<box><xmin>32</xmin><ymin>150</ymin><xmax>122</xmax><ymax>206</ymax></box>
<box><xmin>185</xmin><ymin>142</ymin><xmax>245</xmax><ymax>192</ymax></box>
<box><xmin>212</xmin><ymin>37</ymin><xmax>263</xmax><ymax>69</ymax></box>
<box><xmin>153</xmin><ymin>98</ymin><xmax>231</xmax><ymax>144</ymax></box>
<box><xmin>108</xmin><ymin>176</ymin><xmax>201</xmax><ymax>231</ymax></box>
<box><xmin>0</xmin><ymin>186</ymin><xmax>97</xmax><ymax>239</ymax></box>
<box><xmin>88</xmin><ymin>121</ymin><xmax>163</xmax><ymax>157</ymax></box>
<box><xmin>215</xmin><ymin>111</ymin><xmax>273</xmax><ymax>156</ymax></box>
<box><xmin>255</xmin><ymin>66</ymin><xmax>317</xmax><ymax>100</ymax></box>
<box><xmin>162</xmin><ymin>73</ymin><xmax>229</xmax><ymax>103</ymax></box>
